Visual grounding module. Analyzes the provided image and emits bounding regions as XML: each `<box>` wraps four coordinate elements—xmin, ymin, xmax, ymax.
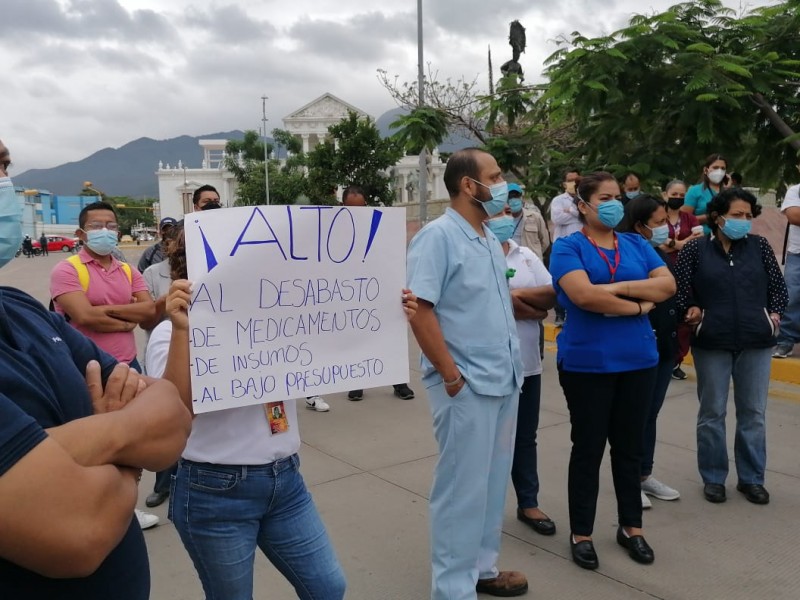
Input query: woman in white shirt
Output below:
<box><xmin>147</xmin><ymin>228</ymin><xmax>418</xmax><ymax>600</ymax></box>
<box><xmin>485</xmin><ymin>209</ymin><xmax>558</xmax><ymax>536</ymax></box>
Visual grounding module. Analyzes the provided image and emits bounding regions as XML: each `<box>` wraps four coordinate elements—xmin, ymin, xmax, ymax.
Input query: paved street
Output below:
<box><xmin>3</xmin><ymin>246</ymin><xmax>800</xmax><ymax>599</ymax></box>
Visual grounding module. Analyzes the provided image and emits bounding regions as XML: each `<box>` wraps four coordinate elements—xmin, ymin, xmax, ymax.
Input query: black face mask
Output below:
<box><xmin>667</xmin><ymin>197</ymin><xmax>685</xmax><ymax>210</ymax></box>
<box><xmin>201</xmin><ymin>202</ymin><xmax>222</xmax><ymax>211</ymax></box>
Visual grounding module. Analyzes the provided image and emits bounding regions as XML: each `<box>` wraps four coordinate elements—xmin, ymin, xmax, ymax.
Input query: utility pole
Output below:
<box><xmin>417</xmin><ymin>0</ymin><xmax>427</xmax><ymax>224</ymax></box>
<box><xmin>262</xmin><ymin>95</ymin><xmax>271</xmax><ymax>205</ymax></box>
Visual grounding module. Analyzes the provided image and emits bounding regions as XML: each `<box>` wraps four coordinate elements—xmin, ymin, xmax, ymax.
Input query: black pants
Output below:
<box><xmin>558</xmin><ymin>367</ymin><xmax>656</xmax><ymax>536</ymax></box>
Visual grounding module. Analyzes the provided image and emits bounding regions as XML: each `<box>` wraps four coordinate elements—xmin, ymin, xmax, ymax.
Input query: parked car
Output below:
<box><xmin>32</xmin><ymin>235</ymin><xmax>77</xmax><ymax>252</ymax></box>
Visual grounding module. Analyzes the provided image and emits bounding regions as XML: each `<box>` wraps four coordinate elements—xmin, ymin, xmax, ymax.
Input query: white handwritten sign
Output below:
<box><xmin>184</xmin><ymin>205</ymin><xmax>409</xmax><ymax>414</ymax></box>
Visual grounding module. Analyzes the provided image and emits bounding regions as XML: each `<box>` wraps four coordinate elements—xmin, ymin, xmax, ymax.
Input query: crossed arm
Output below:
<box><xmin>558</xmin><ymin>265</ymin><xmax>675</xmax><ymax>316</ymax></box>
<box><xmin>0</xmin><ymin>363</ymin><xmax>190</xmax><ymax>578</ymax></box>
<box><xmin>55</xmin><ymin>290</ymin><xmax>156</xmax><ymax>332</ymax></box>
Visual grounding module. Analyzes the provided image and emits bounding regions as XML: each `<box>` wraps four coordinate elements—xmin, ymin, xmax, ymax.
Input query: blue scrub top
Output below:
<box><xmin>685</xmin><ymin>183</ymin><xmax>717</xmax><ymax>233</ymax></box>
<box><xmin>549</xmin><ymin>232</ymin><xmax>664</xmax><ymax>373</ymax></box>
<box><xmin>407</xmin><ymin>208</ymin><xmax>523</xmax><ymax>396</ymax></box>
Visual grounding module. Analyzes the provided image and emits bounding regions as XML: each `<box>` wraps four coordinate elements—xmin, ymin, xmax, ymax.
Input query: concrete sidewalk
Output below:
<box><xmin>142</xmin><ymin>339</ymin><xmax>800</xmax><ymax>600</ymax></box>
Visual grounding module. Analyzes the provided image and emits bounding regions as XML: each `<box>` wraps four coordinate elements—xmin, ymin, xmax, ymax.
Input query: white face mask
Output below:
<box><xmin>707</xmin><ymin>168</ymin><xmax>726</xmax><ymax>185</ymax></box>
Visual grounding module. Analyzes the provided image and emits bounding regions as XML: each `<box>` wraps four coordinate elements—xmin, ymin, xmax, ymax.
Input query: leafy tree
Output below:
<box><xmin>111</xmin><ymin>197</ymin><xmax>156</xmax><ymax>235</ymax></box>
<box><xmin>224</xmin><ymin>130</ymin><xmax>308</xmax><ymax>206</ymax></box>
<box><xmin>306</xmin><ymin>112</ymin><xmax>403</xmax><ymax>205</ymax></box>
<box><xmin>543</xmin><ymin>0</ymin><xmax>800</xmax><ymax>190</ymax></box>
<box><xmin>390</xmin><ymin>106</ymin><xmax>450</xmax><ymax>155</ymax></box>
<box><xmin>379</xmin><ymin>69</ymin><xmax>577</xmax><ymax>214</ymax></box>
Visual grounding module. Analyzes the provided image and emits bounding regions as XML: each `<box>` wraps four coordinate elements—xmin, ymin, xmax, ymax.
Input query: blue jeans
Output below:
<box><xmin>693</xmin><ymin>347</ymin><xmax>772</xmax><ymax>485</ymax></box>
<box><xmin>511</xmin><ymin>375</ymin><xmax>542</xmax><ymax>508</ymax></box>
<box><xmin>169</xmin><ymin>455</ymin><xmax>346</xmax><ymax>600</ymax></box>
<box><xmin>777</xmin><ymin>252</ymin><xmax>800</xmax><ymax>347</ymax></box>
<box><xmin>641</xmin><ymin>358</ymin><xmax>673</xmax><ymax>477</ymax></box>
<box><xmin>427</xmin><ymin>381</ymin><xmax>518</xmax><ymax>600</ymax></box>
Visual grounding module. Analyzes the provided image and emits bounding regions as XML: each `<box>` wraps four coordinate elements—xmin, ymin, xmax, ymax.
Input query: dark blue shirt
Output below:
<box><xmin>0</xmin><ymin>287</ymin><xmax>150</xmax><ymax>599</ymax></box>
<box><xmin>550</xmin><ymin>232</ymin><xmax>664</xmax><ymax>373</ymax></box>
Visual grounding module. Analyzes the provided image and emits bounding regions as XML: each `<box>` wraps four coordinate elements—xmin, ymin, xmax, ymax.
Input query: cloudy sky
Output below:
<box><xmin>3</xmin><ymin>0</ymin><xmax>774</xmax><ymax>172</ymax></box>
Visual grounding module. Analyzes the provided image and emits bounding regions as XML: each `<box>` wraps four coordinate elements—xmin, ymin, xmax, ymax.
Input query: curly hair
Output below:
<box><xmin>168</xmin><ymin>226</ymin><xmax>187</xmax><ymax>280</ymax></box>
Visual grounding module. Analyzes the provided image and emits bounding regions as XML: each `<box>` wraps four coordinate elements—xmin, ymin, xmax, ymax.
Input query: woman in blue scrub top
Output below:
<box><xmin>549</xmin><ymin>172</ymin><xmax>676</xmax><ymax>570</ymax></box>
<box><xmin>682</xmin><ymin>153</ymin><xmax>728</xmax><ymax>233</ymax></box>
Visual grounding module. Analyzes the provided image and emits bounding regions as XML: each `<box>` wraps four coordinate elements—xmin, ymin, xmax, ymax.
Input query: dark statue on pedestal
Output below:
<box><xmin>500</xmin><ymin>20</ymin><xmax>526</xmax><ymax>81</ymax></box>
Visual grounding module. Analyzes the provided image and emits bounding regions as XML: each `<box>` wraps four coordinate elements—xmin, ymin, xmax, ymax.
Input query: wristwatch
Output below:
<box><xmin>667</xmin><ymin>239</ymin><xmax>676</xmax><ymax>248</ymax></box>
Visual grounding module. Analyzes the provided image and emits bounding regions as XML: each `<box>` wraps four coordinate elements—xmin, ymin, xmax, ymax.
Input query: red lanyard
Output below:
<box><xmin>582</xmin><ymin>228</ymin><xmax>620</xmax><ymax>282</ymax></box>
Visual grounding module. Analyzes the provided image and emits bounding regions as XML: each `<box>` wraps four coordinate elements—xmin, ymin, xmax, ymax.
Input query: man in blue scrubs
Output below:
<box><xmin>408</xmin><ymin>148</ymin><xmax>526</xmax><ymax>599</ymax></box>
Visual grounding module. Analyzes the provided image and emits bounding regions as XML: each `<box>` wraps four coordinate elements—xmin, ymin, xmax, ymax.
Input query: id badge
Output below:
<box><xmin>265</xmin><ymin>402</ymin><xmax>290</xmax><ymax>434</ymax></box>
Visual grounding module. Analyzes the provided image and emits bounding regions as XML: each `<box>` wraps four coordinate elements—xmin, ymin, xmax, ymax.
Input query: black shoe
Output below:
<box><xmin>570</xmin><ymin>536</ymin><xmax>598</xmax><ymax>570</ymax></box>
<box><xmin>392</xmin><ymin>384</ymin><xmax>415</xmax><ymax>400</ymax></box>
<box><xmin>348</xmin><ymin>389</ymin><xmax>363</xmax><ymax>401</ymax></box>
<box><xmin>736</xmin><ymin>483</ymin><xmax>770</xmax><ymax>505</ymax></box>
<box><xmin>516</xmin><ymin>508</ymin><xmax>556</xmax><ymax>536</ymax></box>
<box><xmin>145</xmin><ymin>490</ymin><xmax>169</xmax><ymax>508</ymax></box>
<box><xmin>703</xmin><ymin>483</ymin><xmax>726</xmax><ymax>503</ymax></box>
<box><xmin>672</xmin><ymin>366</ymin><xmax>688</xmax><ymax>380</ymax></box>
<box><xmin>616</xmin><ymin>527</ymin><xmax>655</xmax><ymax>564</ymax></box>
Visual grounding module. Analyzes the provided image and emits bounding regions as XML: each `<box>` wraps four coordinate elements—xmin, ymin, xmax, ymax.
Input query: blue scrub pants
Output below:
<box><xmin>427</xmin><ymin>381</ymin><xmax>519</xmax><ymax>600</ymax></box>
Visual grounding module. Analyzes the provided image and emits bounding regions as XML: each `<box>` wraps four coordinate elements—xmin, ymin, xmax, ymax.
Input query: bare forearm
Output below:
<box><xmin>513</xmin><ymin>301</ymin><xmax>547</xmax><ymax>320</ymax></box>
<box><xmin>48</xmin><ymin>381</ymin><xmax>189</xmax><ymax>471</ymax></box>
<box><xmin>106</xmin><ymin>301</ymin><xmax>156</xmax><ymax>324</ymax></box>
<box><xmin>69</xmin><ymin>306</ymin><xmax>135</xmax><ymax>332</ymax></box>
<box><xmin>114</xmin><ymin>379</ymin><xmax>191</xmax><ymax>470</ymax></box>
<box><xmin>46</xmin><ymin>414</ymin><xmax>124</xmax><ymax>467</ymax></box>
<box><xmin>164</xmin><ymin>325</ymin><xmax>194</xmax><ymax>414</ymax></box>
<box><xmin>610</xmin><ymin>276</ymin><xmax>676</xmax><ymax>303</ymax></box>
<box><xmin>0</xmin><ymin>438</ymin><xmax>139</xmax><ymax>578</ymax></box>
<box><xmin>140</xmin><ymin>296</ymin><xmax>166</xmax><ymax>331</ymax></box>
<box><xmin>409</xmin><ymin>305</ymin><xmax>460</xmax><ymax>381</ymax></box>
<box><xmin>513</xmin><ymin>286</ymin><xmax>556</xmax><ymax>310</ymax></box>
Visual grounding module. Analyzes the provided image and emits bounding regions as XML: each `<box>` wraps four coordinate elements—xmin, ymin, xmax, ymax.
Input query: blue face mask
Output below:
<box><xmin>625</xmin><ymin>191</ymin><xmax>640</xmax><ymax>200</ymax></box>
<box><xmin>85</xmin><ymin>228</ymin><xmax>118</xmax><ymax>256</ymax></box>
<box><xmin>470</xmin><ymin>179</ymin><xmax>509</xmax><ymax>217</ymax></box>
<box><xmin>508</xmin><ymin>198</ymin><xmax>523</xmax><ymax>214</ymax></box>
<box><xmin>720</xmin><ymin>216</ymin><xmax>751</xmax><ymax>240</ymax></box>
<box><xmin>485</xmin><ymin>215</ymin><xmax>516</xmax><ymax>243</ymax></box>
<box><xmin>646</xmin><ymin>224</ymin><xmax>670</xmax><ymax>246</ymax></box>
<box><xmin>585</xmin><ymin>198</ymin><xmax>625</xmax><ymax>229</ymax></box>
<box><xmin>0</xmin><ymin>178</ymin><xmax>22</xmax><ymax>269</ymax></box>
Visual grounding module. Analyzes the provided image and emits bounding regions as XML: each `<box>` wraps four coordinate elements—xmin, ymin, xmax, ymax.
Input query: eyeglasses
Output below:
<box><xmin>84</xmin><ymin>222</ymin><xmax>119</xmax><ymax>231</ymax></box>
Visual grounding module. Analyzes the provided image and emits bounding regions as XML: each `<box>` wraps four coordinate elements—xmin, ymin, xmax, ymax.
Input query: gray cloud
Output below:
<box><xmin>287</xmin><ymin>11</ymin><xmax>417</xmax><ymax>64</ymax></box>
<box><xmin>183</xmin><ymin>4</ymin><xmax>276</xmax><ymax>43</ymax></box>
<box><xmin>2</xmin><ymin>0</ymin><xmax>177</xmax><ymax>43</ymax></box>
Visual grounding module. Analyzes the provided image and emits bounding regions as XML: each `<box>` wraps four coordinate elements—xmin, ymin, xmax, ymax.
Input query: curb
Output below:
<box><xmin>543</xmin><ymin>323</ymin><xmax>800</xmax><ymax>386</ymax></box>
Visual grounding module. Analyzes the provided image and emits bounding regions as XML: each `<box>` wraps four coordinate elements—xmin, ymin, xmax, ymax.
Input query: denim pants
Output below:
<box><xmin>641</xmin><ymin>358</ymin><xmax>674</xmax><ymax>477</ymax></box>
<box><xmin>693</xmin><ymin>347</ymin><xmax>772</xmax><ymax>485</ymax></box>
<box><xmin>427</xmin><ymin>382</ymin><xmax>518</xmax><ymax>600</ymax></box>
<box><xmin>511</xmin><ymin>375</ymin><xmax>542</xmax><ymax>509</ymax></box>
<box><xmin>777</xmin><ymin>252</ymin><xmax>800</xmax><ymax>347</ymax></box>
<box><xmin>169</xmin><ymin>455</ymin><xmax>346</xmax><ymax>600</ymax></box>
<box><xmin>559</xmin><ymin>367</ymin><xmax>655</xmax><ymax>536</ymax></box>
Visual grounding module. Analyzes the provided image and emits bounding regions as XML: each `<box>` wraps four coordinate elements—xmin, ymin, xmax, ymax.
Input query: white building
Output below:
<box><xmin>155</xmin><ymin>93</ymin><xmax>448</xmax><ymax>218</ymax></box>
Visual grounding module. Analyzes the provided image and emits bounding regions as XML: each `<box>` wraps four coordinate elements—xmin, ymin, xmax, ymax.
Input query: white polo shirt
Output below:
<box><xmin>146</xmin><ymin>320</ymin><xmax>300</xmax><ymax>465</ymax></box>
<box><xmin>506</xmin><ymin>240</ymin><xmax>553</xmax><ymax>377</ymax></box>
<box><xmin>782</xmin><ymin>184</ymin><xmax>800</xmax><ymax>254</ymax></box>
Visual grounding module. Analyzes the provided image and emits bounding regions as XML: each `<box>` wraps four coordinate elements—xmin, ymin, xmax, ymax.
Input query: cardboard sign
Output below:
<box><xmin>184</xmin><ymin>205</ymin><xmax>409</xmax><ymax>414</ymax></box>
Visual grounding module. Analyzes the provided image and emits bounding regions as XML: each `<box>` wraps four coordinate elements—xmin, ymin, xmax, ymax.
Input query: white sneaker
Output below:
<box><xmin>135</xmin><ymin>509</ymin><xmax>159</xmax><ymax>530</ymax></box>
<box><xmin>641</xmin><ymin>490</ymin><xmax>652</xmax><ymax>509</ymax></box>
<box><xmin>641</xmin><ymin>476</ymin><xmax>681</xmax><ymax>501</ymax></box>
<box><xmin>305</xmin><ymin>396</ymin><xmax>330</xmax><ymax>412</ymax></box>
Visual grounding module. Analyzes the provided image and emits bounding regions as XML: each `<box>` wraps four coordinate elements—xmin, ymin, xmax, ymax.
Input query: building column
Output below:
<box><xmin>301</xmin><ymin>134</ymin><xmax>310</xmax><ymax>154</ymax></box>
